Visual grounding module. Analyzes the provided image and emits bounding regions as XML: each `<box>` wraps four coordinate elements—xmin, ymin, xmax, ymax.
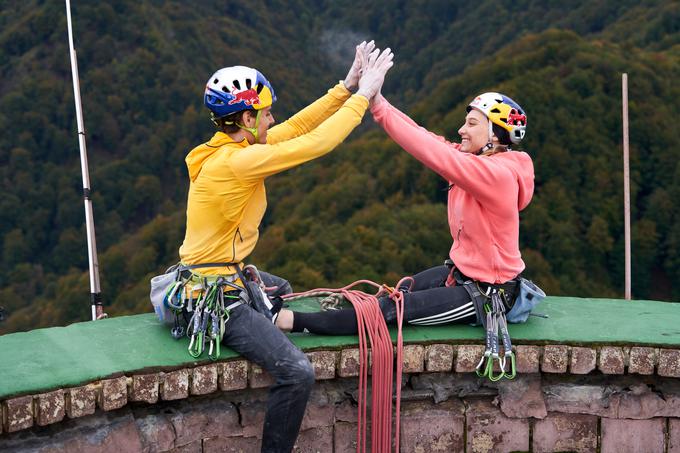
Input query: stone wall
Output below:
<box><xmin>1</xmin><ymin>344</ymin><xmax>680</xmax><ymax>452</ymax></box>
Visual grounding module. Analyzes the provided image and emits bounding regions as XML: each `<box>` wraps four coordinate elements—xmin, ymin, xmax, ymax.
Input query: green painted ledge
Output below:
<box><xmin>0</xmin><ymin>296</ymin><xmax>678</xmax><ymax>400</ymax></box>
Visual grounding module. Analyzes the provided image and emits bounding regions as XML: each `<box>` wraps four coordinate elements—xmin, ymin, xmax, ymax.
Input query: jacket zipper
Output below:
<box><xmin>453</xmin><ymin>223</ymin><xmax>463</xmax><ymax>249</ymax></box>
<box><xmin>231</xmin><ymin>227</ymin><xmax>243</xmax><ymax>261</ymax></box>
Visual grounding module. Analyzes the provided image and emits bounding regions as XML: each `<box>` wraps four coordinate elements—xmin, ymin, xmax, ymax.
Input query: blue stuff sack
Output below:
<box><xmin>506</xmin><ymin>277</ymin><xmax>546</xmax><ymax>323</ymax></box>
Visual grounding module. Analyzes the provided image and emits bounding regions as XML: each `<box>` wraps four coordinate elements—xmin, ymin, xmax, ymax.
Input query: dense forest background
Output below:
<box><xmin>0</xmin><ymin>0</ymin><xmax>678</xmax><ymax>333</ymax></box>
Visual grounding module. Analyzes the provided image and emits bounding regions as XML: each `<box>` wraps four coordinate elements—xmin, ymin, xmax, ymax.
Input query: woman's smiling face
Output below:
<box><xmin>458</xmin><ymin>109</ymin><xmax>491</xmax><ymax>154</ymax></box>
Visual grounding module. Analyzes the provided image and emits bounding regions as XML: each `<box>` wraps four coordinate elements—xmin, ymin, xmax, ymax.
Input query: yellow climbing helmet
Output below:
<box><xmin>467</xmin><ymin>92</ymin><xmax>527</xmax><ymax>146</ymax></box>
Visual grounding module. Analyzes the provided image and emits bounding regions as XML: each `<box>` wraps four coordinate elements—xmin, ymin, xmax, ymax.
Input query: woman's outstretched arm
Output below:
<box><xmin>370</xmin><ymin>97</ymin><xmax>514</xmax><ymax>208</ymax></box>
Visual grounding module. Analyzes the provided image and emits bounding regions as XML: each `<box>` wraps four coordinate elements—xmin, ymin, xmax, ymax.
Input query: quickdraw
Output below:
<box><xmin>163</xmin><ymin>274</ymin><xmax>243</xmax><ymax>361</ymax></box>
<box><xmin>475</xmin><ymin>287</ymin><xmax>516</xmax><ymax>381</ymax></box>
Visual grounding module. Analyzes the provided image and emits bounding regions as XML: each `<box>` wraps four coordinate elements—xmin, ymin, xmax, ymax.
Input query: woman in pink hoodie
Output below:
<box><xmin>276</xmin><ymin>91</ymin><xmax>534</xmax><ymax>333</ymax></box>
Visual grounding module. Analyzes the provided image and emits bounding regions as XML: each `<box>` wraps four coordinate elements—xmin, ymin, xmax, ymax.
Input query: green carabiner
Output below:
<box><xmin>207</xmin><ymin>317</ymin><xmax>223</xmax><ymax>361</ymax></box>
<box><xmin>476</xmin><ymin>352</ymin><xmax>490</xmax><ymax>378</ymax></box>
<box><xmin>188</xmin><ymin>332</ymin><xmax>204</xmax><ymax>358</ymax></box>
<box><xmin>488</xmin><ymin>357</ymin><xmax>504</xmax><ymax>382</ymax></box>
<box><xmin>503</xmin><ymin>353</ymin><xmax>517</xmax><ymax>380</ymax></box>
<box><xmin>208</xmin><ymin>337</ymin><xmax>220</xmax><ymax>361</ymax></box>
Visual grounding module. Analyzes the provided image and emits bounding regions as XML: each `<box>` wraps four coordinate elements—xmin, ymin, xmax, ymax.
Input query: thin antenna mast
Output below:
<box><xmin>622</xmin><ymin>73</ymin><xmax>631</xmax><ymax>300</ymax></box>
<box><xmin>65</xmin><ymin>0</ymin><xmax>105</xmax><ymax>320</ymax></box>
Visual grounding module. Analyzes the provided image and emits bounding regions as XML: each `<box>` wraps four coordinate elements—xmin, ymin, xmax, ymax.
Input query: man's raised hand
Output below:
<box><xmin>356</xmin><ymin>47</ymin><xmax>394</xmax><ymax>101</ymax></box>
<box><xmin>343</xmin><ymin>40</ymin><xmax>375</xmax><ymax>91</ymax></box>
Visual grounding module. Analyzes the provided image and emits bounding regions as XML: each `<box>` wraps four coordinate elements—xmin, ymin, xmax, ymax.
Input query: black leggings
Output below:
<box><xmin>291</xmin><ymin>265</ymin><xmax>476</xmax><ymax>335</ymax></box>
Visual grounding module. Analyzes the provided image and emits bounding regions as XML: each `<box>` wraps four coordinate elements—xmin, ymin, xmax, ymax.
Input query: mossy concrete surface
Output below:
<box><xmin>0</xmin><ymin>296</ymin><xmax>678</xmax><ymax>399</ymax></box>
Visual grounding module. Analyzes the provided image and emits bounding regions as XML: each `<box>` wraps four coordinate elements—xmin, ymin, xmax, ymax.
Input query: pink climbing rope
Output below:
<box><xmin>388</xmin><ymin>277</ymin><xmax>412</xmax><ymax>452</ymax></box>
<box><xmin>282</xmin><ymin>279</ymin><xmax>409</xmax><ymax>452</ymax></box>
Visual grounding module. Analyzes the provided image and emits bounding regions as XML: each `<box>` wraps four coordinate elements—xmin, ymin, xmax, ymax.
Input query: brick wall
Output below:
<box><xmin>1</xmin><ymin>344</ymin><xmax>680</xmax><ymax>452</ymax></box>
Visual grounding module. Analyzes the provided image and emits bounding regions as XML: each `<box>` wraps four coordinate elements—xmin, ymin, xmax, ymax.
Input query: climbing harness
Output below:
<box><xmin>447</xmin><ymin>263</ymin><xmax>519</xmax><ymax>381</ymax></box>
<box><xmin>449</xmin><ymin>262</ymin><xmax>546</xmax><ymax>381</ymax></box>
<box><xmin>153</xmin><ymin>263</ymin><xmax>243</xmax><ymax>360</ymax></box>
<box><xmin>150</xmin><ymin>262</ymin><xmax>281</xmax><ymax>360</ymax></box>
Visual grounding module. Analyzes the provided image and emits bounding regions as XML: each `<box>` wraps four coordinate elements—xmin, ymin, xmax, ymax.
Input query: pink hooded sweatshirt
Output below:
<box><xmin>371</xmin><ymin>99</ymin><xmax>534</xmax><ymax>284</ymax></box>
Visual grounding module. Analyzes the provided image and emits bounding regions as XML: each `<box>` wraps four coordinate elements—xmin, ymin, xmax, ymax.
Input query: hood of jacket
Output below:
<box><xmin>501</xmin><ymin>150</ymin><xmax>535</xmax><ymax>211</ymax></box>
<box><xmin>185</xmin><ymin>132</ymin><xmax>248</xmax><ymax>181</ymax></box>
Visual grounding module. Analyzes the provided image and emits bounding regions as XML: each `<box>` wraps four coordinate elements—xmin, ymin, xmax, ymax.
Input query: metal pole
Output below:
<box><xmin>65</xmin><ymin>0</ymin><xmax>105</xmax><ymax>320</ymax></box>
<box><xmin>622</xmin><ymin>73</ymin><xmax>631</xmax><ymax>300</ymax></box>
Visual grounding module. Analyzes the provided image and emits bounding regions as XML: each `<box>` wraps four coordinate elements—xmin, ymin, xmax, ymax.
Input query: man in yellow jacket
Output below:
<box><xmin>177</xmin><ymin>42</ymin><xmax>393</xmax><ymax>452</ymax></box>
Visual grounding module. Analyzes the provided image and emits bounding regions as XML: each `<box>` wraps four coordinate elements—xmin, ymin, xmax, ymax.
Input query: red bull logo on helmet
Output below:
<box><xmin>228</xmin><ymin>89</ymin><xmax>261</xmax><ymax>107</ymax></box>
<box><xmin>506</xmin><ymin>109</ymin><xmax>527</xmax><ymax>126</ymax></box>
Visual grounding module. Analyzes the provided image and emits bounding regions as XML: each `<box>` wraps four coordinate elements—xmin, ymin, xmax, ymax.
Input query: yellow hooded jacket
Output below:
<box><xmin>179</xmin><ymin>83</ymin><xmax>368</xmax><ymax>276</ymax></box>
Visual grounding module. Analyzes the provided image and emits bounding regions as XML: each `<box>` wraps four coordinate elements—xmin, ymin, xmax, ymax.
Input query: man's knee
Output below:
<box><xmin>277</xmin><ymin>350</ymin><xmax>315</xmax><ymax>387</ymax></box>
<box><xmin>294</xmin><ymin>354</ymin><xmax>315</xmax><ymax>387</ymax></box>
<box><xmin>295</xmin><ymin>353</ymin><xmax>315</xmax><ymax>387</ymax></box>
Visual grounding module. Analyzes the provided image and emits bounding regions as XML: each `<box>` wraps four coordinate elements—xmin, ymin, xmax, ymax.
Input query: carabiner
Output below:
<box><xmin>488</xmin><ymin>357</ymin><xmax>504</xmax><ymax>382</ymax></box>
<box><xmin>475</xmin><ymin>351</ymin><xmax>491</xmax><ymax>377</ymax></box>
<box><xmin>503</xmin><ymin>352</ymin><xmax>517</xmax><ymax>380</ymax></box>
<box><xmin>208</xmin><ymin>337</ymin><xmax>221</xmax><ymax>361</ymax></box>
<box><xmin>188</xmin><ymin>332</ymin><xmax>204</xmax><ymax>358</ymax></box>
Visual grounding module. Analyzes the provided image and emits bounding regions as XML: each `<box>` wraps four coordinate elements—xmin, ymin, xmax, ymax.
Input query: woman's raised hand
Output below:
<box><xmin>343</xmin><ymin>40</ymin><xmax>375</xmax><ymax>92</ymax></box>
<box><xmin>356</xmin><ymin>47</ymin><xmax>394</xmax><ymax>102</ymax></box>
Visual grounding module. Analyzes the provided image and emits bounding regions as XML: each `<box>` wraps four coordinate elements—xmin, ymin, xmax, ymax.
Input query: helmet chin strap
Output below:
<box><xmin>211</xmin><ymin>109</ymin><xmax>262</xmax><ymax>143</ymax></box>
<box><xmin>475</xmin><ymin>118</ymin><xmax>495</xmax><ymax>155</ymax></box>
<box><xmin>237</xmin><ymin>110</ymin><xmax>262</xmax><ymax>143</ymax></box>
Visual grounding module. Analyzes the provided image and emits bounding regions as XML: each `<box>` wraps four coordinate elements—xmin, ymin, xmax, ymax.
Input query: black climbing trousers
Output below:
<box><xmin>224</xmin><ymin>272</ymin><xmax>314</xmax><ymax>453</ymax></box>
<box><xmin>292</xmin><ymin>265</ymin><xmax>477</xmax><ymax>335</ymax></box>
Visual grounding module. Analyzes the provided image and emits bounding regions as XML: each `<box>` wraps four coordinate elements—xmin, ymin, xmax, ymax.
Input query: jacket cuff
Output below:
<box><xmin>330</xmin><ymin>82</ymin><xmax>352</xmax><ymax>100</ymax></box>
<box><xmin>370</xmin><ymin>96</ymin><xmax>390</xmax><ymax>121</ymax></box>
<box><xmin>346</xmin><ymin>94</ymin><xmax>370</xmax><ymax>115</ymax></box>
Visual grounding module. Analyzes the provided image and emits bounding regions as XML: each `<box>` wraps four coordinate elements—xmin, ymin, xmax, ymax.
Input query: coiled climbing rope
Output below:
<box><xmin>283</xmin><ymin>279</ymin><xmax>408</xmax><ymax>453</ymax></box>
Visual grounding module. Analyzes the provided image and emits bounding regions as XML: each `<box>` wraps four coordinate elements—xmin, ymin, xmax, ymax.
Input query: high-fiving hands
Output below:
<box><xmin>343</xmin><ymin>40</ymin><xmax>376</xmax><ymax>91</ymax></box>
<box><xmin>356</xmin><ymin>46</ymin><xmax>394</xmax><ymax>102</ymax></box>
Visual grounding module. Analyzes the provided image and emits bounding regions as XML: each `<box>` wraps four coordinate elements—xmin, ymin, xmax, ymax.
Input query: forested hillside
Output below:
<box><xmin>0</xmin><ymin>0</ymin><xmax>678</xmax><ymax>333</ymax></box>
